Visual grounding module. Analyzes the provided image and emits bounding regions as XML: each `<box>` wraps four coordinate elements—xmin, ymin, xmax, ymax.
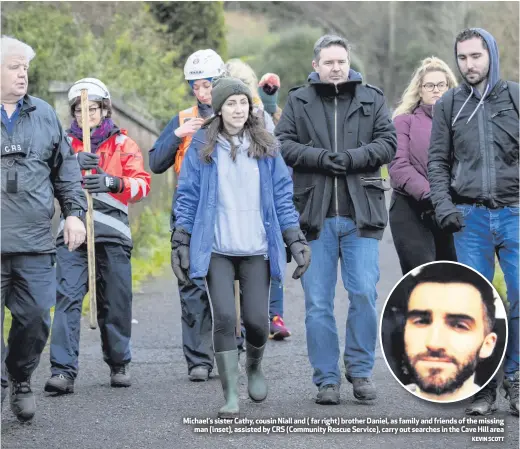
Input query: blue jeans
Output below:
<box><xmin>454</xmin><ymin>204</ymin><xmax>519</xmax><ymax>380</ymax></box>
<box><xmin>269</xmin><ymin>279</ymin><xmax>283</xmax><ymax>319</ymax></box>
<box><xmin>301</xmin><ymin>217</ymin><xmax>380</xmax><ymax>387</ymax></box>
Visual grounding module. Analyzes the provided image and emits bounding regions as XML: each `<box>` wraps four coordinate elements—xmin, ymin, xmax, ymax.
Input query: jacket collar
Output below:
<box><xmin>190</xmin><ymin>128</ymin><xmax>216</xmax><ymax>161</ymax></box>
<box><xmin>21</xmin><ymin>95</ymin><xmax>36</xmax><ymax>114</ymax></box>
<box><xmin>292</xmin><ymin>81</ymin><xmax>374</xmax><ymax>150</ymax></box>
<box><xmin>306</xmin><ymin>70</ymin><xmax>362</xmax><ymax>98</ymax></box>
<box><xmin>293</xmin><ymin>80</ymin><xmax>374</xmax><ymax>105</ymax></box>
<box><xmin>416</xmin><ymin>103</ymin><xmax>434</xmax><ymax>119</ymax></box>
<box><xmin>192</xmin><ymin>128</ymin><xmax>209</xmax><ymax>146</ymax></box>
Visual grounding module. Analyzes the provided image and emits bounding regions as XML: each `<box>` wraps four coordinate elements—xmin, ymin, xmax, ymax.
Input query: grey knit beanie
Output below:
<box><xmin>211</xmin><ymin>76</ymin><xmax>252</xmax><ymax>114</ymax></box>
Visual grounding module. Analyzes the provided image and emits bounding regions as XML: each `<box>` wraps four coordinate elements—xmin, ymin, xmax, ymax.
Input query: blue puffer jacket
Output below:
<box><xmin>174</xmin><ymin>128</ymin><xmax>300</xmax><ymax>282</ymax></box>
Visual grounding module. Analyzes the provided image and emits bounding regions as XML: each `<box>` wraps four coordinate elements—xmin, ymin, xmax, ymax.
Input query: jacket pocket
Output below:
<box><xmin>491</xmin><ymin>107</ymin><xmax>515</xmax><ymax>119</ymax></box>
<box><xmin>293</xmin><ymin>185</ymin><xmax>316</xmax><ymax>232</ymax></box>
<box><xmin>360</xmin><ymin>177</ymin><xmax>389</xmax><ymax>229</ymax></box>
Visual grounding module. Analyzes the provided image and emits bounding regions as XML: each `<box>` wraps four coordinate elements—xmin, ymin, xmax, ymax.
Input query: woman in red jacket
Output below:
<box><xmin>389</xmin><ymin>57</ymin><xmax>458</xmax><ymax>275</ymax></box>
<box><xmin>44</xmin><ymin>78</ymin><xmax>151</xmax><ymax>394</ymax></box>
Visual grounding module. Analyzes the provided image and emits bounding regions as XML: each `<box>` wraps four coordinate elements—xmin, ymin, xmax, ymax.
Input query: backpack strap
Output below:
<box><xmin>439</xmin><ymin>88</ymin><xmax>457</xmax><ymax>165</ymax></box>
<box><xmin>442</xmin><ymin>88</ymin><xmax>455</xmax><ymax>128</ymax></box>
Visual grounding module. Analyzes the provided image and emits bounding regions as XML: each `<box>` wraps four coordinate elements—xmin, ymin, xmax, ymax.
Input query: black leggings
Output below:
<box><xmin>205</xmin><ymin>253</ymin><xmax>270</xmax><ymax>352</ymax></box>
<box><xmin>389</xmin><ymin>191</ymin><xmax>457</xmax><ymax>275</ymax></box>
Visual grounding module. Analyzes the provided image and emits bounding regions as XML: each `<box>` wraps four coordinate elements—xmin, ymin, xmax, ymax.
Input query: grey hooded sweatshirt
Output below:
<box><xmin>212</xmin><ymin>133</ymin><xmax>268</xmax><ymax>256</ymax></box>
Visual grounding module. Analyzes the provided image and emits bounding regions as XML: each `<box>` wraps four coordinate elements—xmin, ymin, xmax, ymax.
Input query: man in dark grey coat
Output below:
<box><xmin>1</xmin><ymin>36</ymin><xmax>87</xmax><ymax>422</ymax></box>
<box><xmin>275</xmin><ymin>34</ymin><xmax>396</xmax><ymax>405</ymax></box>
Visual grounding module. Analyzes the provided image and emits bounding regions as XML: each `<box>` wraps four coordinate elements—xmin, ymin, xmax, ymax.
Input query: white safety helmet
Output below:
<box><xmin>67</xmin><ymin>78</ymin><xmax>111</xmax><ymax>105</ymax></box>
<box><xmin>183</xmin><ymin>49</ymin><xmax>225</xmax><ymax>81</ymax></box>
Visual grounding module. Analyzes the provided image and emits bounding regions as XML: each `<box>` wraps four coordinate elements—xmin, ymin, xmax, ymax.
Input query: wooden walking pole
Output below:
<box><xmin>234</xmin><ymin>280</ymin><xmax>241</xmax><ymax>337</ymax></box>
<box><xmin>80</xmin><ymin>89</ymin><xmax>97</xmax><ymax>330</ymax></box>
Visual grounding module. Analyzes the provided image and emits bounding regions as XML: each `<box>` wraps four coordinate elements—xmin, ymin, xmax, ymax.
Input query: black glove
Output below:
<box><xmin>417</xmin><ymin>194</ymin><xmax>435</xmax><ymax>225</ymax></box>
<box><xmin>77</xmin><ymin>152</ymin><xmax>100</xmax><ymax>170</ymax></box>
<box><xmin>82</xmin><ymin>167</ymin><xmax>123</xmax><ymax>193</ymax></box>
<box><xmin>171</xmin><ymin>228</ymin><xmax>191</xmax><ymax>285</ymax></box>
<box><xmin>439</xmin><ymin>211</ymin><xmax>464</xmax><ymax>233</ymax></box>
<box><xmin>329</xmin><ymin>152</ymin><xmax>352</xmax><ymax>171</ymax></box>
<box><xmin>319</xmin><ymin>153</ymin><xmax>345</xmax><ymax>176</ymax></box>
<box><xmin>421</xmin><ymin>209</ymin><xmax>437</xmax><ymax>229</ymax></box>
<box><xmin>417</xmin><ymin>193</ymin><xmax>434</xmax><ymax>213</ymax></box>
<box><xmin>282</xmin><ymin>227</ymin><xmax>311</xmax><ymax>279</ymax></box>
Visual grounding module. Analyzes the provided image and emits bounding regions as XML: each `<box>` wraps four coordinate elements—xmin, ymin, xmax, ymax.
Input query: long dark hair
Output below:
<box><xmin>201</xmin><ymin>103</ymin><xmax>277</xmax><ymax>163</ymax></box>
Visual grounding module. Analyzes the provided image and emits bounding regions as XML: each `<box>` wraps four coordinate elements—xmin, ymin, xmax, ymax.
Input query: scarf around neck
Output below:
<box><xmin>69</xmin><ymin>118</ymin><xmax>116</xmax><ymax>152</ymax></box>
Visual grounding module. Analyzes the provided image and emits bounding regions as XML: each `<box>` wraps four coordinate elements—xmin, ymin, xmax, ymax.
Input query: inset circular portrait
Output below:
<box><xmin>380</xmin><ymin>261</ymin><xmax>508</xmax><ymax>403</ymax></box>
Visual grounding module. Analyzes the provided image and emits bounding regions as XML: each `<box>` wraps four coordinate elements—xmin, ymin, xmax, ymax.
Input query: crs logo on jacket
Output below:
<box><xmin>2</xmin><ymin>144</ymin><xmax>24</xmax><ymax>155</ymax></box>
<box><xmin>58</xmin><ymin>129</ymin><xmax>151</xmax><ymax>249</ymax></box>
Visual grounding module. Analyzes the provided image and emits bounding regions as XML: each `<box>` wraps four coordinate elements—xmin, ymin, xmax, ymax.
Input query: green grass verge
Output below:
<box><xmin>3</xmin><ymin>206</ymin><xmax>171</xmax><ymax>342</ymax></box>
<box><xmin>492</xmin><ymin>260</ymin><xmax>509</xmax><ymax>310</ymax></box>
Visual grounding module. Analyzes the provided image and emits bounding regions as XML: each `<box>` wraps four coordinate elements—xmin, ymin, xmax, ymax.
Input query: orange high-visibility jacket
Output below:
<box><xmin>58</xmin><ymin>129</ymin><xmax>151</xmax><ymax>249</ymax></box>
<box><xmin>173</xmin><ymin>106</ymin><xmax>199</xmax><ymax>176</ymax></box>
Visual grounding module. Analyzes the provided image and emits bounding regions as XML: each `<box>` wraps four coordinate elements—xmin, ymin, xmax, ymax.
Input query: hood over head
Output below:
<box><xmin>452</xmin><ymin>28</ymin><xmax>500</xmax><ymax>125</ymax></box>
<box><xmin>455</xmin><ymin>27</ymin><xmax>500</xmax><ymax>97</ymax></box>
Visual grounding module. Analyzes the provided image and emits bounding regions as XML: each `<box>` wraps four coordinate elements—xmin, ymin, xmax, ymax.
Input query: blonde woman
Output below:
<box><xmin>388</xmin><ymin>57</ymin><xmax>459</xmax><ymax>275</ymax></box>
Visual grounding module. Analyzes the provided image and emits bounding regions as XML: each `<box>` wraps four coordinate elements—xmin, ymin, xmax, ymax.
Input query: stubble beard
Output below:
<box><xmin>404</xmin><ymin>348</ymin><xmax>480</xmax><ymax>396</ymax></box>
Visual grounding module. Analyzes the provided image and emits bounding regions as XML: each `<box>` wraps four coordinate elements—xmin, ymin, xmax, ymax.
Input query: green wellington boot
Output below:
<box><xmin>215</xmin><ymin>349</ymin><xmax>240</xmax><ymax>418</ymax></box>
<box><xmin>245</xmin><ymin>341</ymin><xmax>267</xmax><ymax>402</ymax></box>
